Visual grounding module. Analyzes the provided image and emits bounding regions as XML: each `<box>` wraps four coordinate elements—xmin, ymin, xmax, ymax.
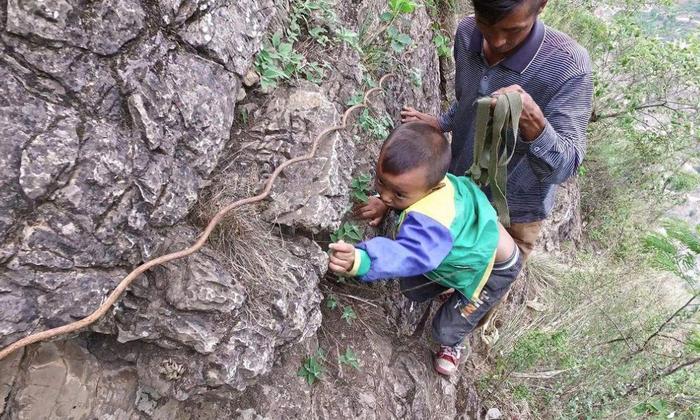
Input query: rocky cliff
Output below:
<box><xmin>0</xmin><ymin>0</ymin><xmax>580</xmax><ymax>418</ymax></box>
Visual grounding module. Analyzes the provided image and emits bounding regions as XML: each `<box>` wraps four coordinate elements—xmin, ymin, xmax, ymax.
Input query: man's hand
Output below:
<box><xmin>328</xmin><ymin>240</ymin><xmax>355</xmax><ymax>274</ymax></box>
<box><xmin>400</xmin><ymin>106</ymin><xmax>441</xmax><ymax>130</ymax></box>
<box><xmin>491</xmin><ymin>85</ymin><xmax>546</xmax><ymax>142</ymax></box>
<box><xmin>353</xmin><ymin>196</ymin><xmax>389</xmax><ymax>226</ymax></box>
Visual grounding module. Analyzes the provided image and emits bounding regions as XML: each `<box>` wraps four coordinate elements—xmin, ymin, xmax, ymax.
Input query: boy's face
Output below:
<box><xmin>374</xmin><ymin>164</ymin><xmax>438</xmax><ymax>211</ymax></box>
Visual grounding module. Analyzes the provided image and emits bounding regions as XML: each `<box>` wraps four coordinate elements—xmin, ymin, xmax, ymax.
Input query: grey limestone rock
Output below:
<box><xmin>6</xmin><ymin>0</ymin><xmax>145</xmax><ymax>55</ymax></box>
<box><xmin>179</xmin><ymin>0</ymin><xmax>276</xmax><ymax>76</ymax></box>
<box><xmin>233</xmin><ymin>83</ymin><xmax>352</xmax><ymax>234</ymax></box>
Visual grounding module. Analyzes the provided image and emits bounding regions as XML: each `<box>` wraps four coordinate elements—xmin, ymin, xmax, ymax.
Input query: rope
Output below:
<box><xmin>467</xmin><ymin>92</ymin><xmax>522</xmax><ymax>227</ymax></box>
<box><xmin>0</xmin><ymin>74</ymin><xmax>397</xmax><ymax>361</ymax></box>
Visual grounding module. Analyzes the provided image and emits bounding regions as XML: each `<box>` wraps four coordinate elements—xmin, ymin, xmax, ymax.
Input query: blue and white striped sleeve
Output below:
<box><xmin>349</xmin><ymin>212</ymin><xmax>453</xmax><ymax>282</ymax></box>
<box><xmin>526</xmin><ymin>72</ymin><xmax>593</xmax><ymax>184</ymax></box>
<box><xmin>438</xmin><ymin>101</ymin><xmax>458</xmax><ymax>132</ymax></box>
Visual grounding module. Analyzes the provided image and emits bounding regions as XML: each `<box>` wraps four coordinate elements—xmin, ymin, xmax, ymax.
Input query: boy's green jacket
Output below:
<box><xmin>349</xmin><ymin>174</ymin><xmax>499</xmax><ymax>300</ymax></box>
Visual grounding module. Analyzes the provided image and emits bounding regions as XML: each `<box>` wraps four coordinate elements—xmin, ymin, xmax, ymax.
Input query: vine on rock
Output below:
<box><xmin>0</xmin><ymin>73</ymin><xmax>397</xmax><ymax>362</ymax></box>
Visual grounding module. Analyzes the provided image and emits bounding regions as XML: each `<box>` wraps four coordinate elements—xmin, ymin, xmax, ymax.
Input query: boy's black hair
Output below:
<box><xmin>472</xmin><ymin>0</ymin><xmax>542</xmax><ymax>25</ymax></box>
<box><xmin>379</xmin><ymin>121</ymin><xmax>451</xmax><ymax>188</ymax></box>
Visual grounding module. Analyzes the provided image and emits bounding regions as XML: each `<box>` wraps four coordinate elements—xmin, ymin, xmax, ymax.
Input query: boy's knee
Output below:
<box><xmin>431</xmin><ymin>315</ymin><xmax>469</xmax><ymax>347</ymax></box>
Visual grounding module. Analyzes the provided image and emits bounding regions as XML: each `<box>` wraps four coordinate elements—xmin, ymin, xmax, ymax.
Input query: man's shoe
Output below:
<box><xmin>434</xmin><ymin>344</ymin><xmax>464</xmax><ymax>376</ymax></box>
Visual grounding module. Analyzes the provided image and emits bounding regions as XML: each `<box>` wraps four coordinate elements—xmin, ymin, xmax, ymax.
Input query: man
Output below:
<box><xmin>375</xmin><ymin>0</ymin><xmax>593</xmax><ymax>259</ymax></box>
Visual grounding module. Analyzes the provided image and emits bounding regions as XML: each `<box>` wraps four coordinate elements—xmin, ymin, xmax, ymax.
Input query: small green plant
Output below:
<box><xmin>381</xmin><ymin>0</ymin><xmax>418</xmax><ymax>23</ymax></box>
<box><xmin>255</xmin><ymin>32</ymin><xmax>306</xmax><ymax>90</ymax></box>
<box><xmin>239</xmin><ymin>107</ymin><xmax>249</xmax><ymax>126</ymax></box>
<box><xmin>255</xmin><ymin>0</ymin><xmax>339</xmax><ymax>90</ymax></box>
<box><xmin>350</xmin><ymin>173</ymin><xmax>373</xmax><ymax>203</ymax></box>
<box><xmin>358</xmin><ymin>109</ymin><xmax>393</xmax><ymax>140</ymax></box>
<box><xmin>512</xmin><ymin>384</ymin><xmax>531</xmax><ymax>401</ymax></box>
<box><xmin>325</xmin><ymin>294</ymin><xmax>338</xmax><ymax>310</ymax></box>
<box><xmin>643</xmin><ymin>219</ymin><xmax>700</xmax><ymax>282</ymax></box>
<box><xmin>687</xmin><ymin>330</ymin><xmax>700</xmax><ymax>353</ymax></box>
<box><xmin>634</xmin><ymin>399</ymin><xmax>671</xmax><ymax>416</ymax></box>
<box><xmin>338</xmin><ymin>346</ymin><xmax>361</xmax><ymax>369</ymax></box>
<box><xmin>302</xmin><ymin>61</ymin><xmax>327</xmax><ymax>84</ymax></box>
<box><xmin>337</xmin><ymin>27</ymin><xmax>361</xmax><ymax>51</ymax></box>
<box><xmin>309</xmin><ymin>26</ymin><xmax>330</xmax><ymax>46</ymax></box>
<box><xmin>297</xmin><ymin>348</ymin><xmax>326</xmax><ymax>385</ymax></box>
<box><xmin>331</xmin><ymin>222</ymin><xmax>363</xmax><ymax>242</ymax></box>
<box><xmin>433</xmin><ymin>32</ymin><xmax>451</xmax><ymax>58</ymax></box>
<box><xmin>668</xmin><ymin>171</ymin><xmax>700</xmax><ymax>192</ymax></box>
<box><xmin>577</xmin><ymin>164</ymin><xmax>587</xmax><ymax>177</ymax></box>
<box><xmin>346</xmin><ymin>91</ymin><xmax>365</xmax><ymax>107</ymax></box>
<box><xmin>341</xmin><ymin>305</ymin><xmax>357</xmax><ymax>325</ymax></box>
<box><xmin>385</xmin><ymin>26</ymin><xmax>412</xmax><ymax>53</ymax></box>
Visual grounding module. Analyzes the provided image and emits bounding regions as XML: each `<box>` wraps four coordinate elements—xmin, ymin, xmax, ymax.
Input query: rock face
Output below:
<box><xmin>0</xmin><ymin>0</ymin><xmax>582</xmax><ymax>418</ymax></box>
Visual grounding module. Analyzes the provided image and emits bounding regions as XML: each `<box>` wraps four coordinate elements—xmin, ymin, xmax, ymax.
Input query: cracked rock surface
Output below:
<box><xmin>0</xmin><ymin>0</ymin><xmax>581</xmax><ymax>418</ymax></box>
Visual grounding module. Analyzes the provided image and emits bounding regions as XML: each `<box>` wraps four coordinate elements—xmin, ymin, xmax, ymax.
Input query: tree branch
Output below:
<box><xmin>637</xmin><ymin>295</ymin><xmax>697</xmax><ymax>353</ymax></box>
<box><xmin>623</xmin><ymin>356</ymin><xmax>700</xmax><ymax>397</ymax></box>
<box><xmin>591</xmin><ymin>101</ymin><xmax>668</xmax><ymax>122</ymax></box>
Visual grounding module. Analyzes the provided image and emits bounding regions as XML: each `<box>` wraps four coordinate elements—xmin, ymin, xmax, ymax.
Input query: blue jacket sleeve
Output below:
<box><xmin>350</xmin><ymin>212</ymin><xmax>453</xmax><ymax>282</ymax></box>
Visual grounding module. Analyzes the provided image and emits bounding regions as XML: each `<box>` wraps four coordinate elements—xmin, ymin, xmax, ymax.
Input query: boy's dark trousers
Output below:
<box><xmin>399</xmin><ymin>252</ymin><xmax>523</xmax><ymax>347</ymax></box>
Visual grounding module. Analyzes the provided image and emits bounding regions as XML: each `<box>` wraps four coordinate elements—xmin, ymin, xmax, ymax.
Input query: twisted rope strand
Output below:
<box><xmin>0</xmin><ymin>74</ymin><xmax>396</xmax><ymax>361</ymax></box>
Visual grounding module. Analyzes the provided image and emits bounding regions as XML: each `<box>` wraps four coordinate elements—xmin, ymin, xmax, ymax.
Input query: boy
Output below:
<box><xmin>329</xmin><ymin>122</ymin><xmax>522</xmax><ymax>376</ymax></box>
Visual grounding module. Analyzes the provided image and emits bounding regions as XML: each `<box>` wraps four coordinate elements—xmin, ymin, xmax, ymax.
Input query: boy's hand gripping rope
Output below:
<box><xmin>0</xmin><ymin>74</ymin><xmax>397</xmax><ymax>361</ymax></box>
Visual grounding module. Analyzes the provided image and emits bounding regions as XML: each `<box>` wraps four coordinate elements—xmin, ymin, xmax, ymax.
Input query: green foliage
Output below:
<box><xmin>350</xmin><ymin>173</ymin><xmax>372</xmax><ymax>203</ymax></box>
<box><xmin>388</xmin><ymin>0</ymin><xmax>417</xmax><ymax>15</ymax></box>
<box><xmin>668</xmin><ymin>171</ymin><xmax>700</xmax><ymax>192</ymax></box>
<box><xmin>287</xmin><ymin>0</ymin><xmax>338</xmax><ymax>42</ymax></box>
<box><xmin>255</xmin><ymin>0</ymin><xmax>348</xmax><ymax>89</ymax></box>
<box><xmin>337</xmin><ymin>27</ymin><xmax>361</xmax><ymax>51</ymax></box>
<box><xmin>239</xmin><ymin>107</ymin><xmax>249</xmax><ymax>126</ymax></box>
<box><xmin>359</xmin><ymin>0</ymin><xmax>419</xmax><ymax>73</ymax></box>
<box><xmin>345</xmin><ymin>91</ymin><xmax>364</xmax><ymax>107</ymax></box>
<box><xmin>358</xmin><ymin>109</ymin><xmax>393</xmax><ymax>140</ymax></box>
<box><xmin>386</xmin><ymin>26</ymin><xmax>412</xmax><ymax>53</ymax></box>
<box><xmin>341</xmin><ymin>305</ymin><xmax>357</xmax><ymax>325</ymax></box>
<box><xmin>331</xmin><ymin>222</ymin><xmax>363</xmax><ymax>243</ymax></box>
<box><xmin>687</xmin><ymin>330</ymin><xmax>700</xmax><ymax>354</ymax></box>
<box><xmin>255</xmin><ymin>32</ymin><xmax>306</xmax><ymax>90</ymax></box>
<box><xmin>297</xmin><ymin>349</ymin><xmax>326</xmax><ymax>385</ymax></box>
<box><xmin>309</xmin><ymin>26</ymin><xmax>330</xmax><ymax>46</ymax></box>
<box><xmin>500</xmin><ymin>329</ymin><xmax>572</xmax><ymax>373</ymax></box>
<box><xmin>662</xmin><ymin>219</ymin><xmax>700</xmax><ymax>254</ymax></box>
<box><xmin>325</xmin><ymin>294</ymin><xmax>338</xmax><ymax>310</ymax></box>
<box><xmin>338</xmin><ymin>347</ymin><xmax>361</xmax><ymax>369</ymax></box>
<box><xmin>433</xmin><ymin>31</ymin><xmax>451</xmax><ymax>58</ymax></box>
<box><xmin>643</xmin><ymin>219</ymin><xmax>700</xmax><ymax>283</ymax></box>
<box><xmin>512</xmin><ymin>385</ymin><xmax>531</xmax><ymax>402</ymax></box>
<box><xmin>634</xmin><ymin>399</ymin><xmax>671</xmax><ymax>416</ymax></box>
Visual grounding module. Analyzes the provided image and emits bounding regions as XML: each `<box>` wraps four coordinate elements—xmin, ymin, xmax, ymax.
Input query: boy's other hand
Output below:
<box><xmin>400</xmin><ymin>106</ymin><xmax>441</xmax><ymax>130</ymax></box>
<box><xmin>328</xmin><ymin>240</ymin><xmax>355</xmax><ymax>274</ymax></box>
<box><xmin>353</xmin><ymin>196</ymin><xmax>389</xmax><ymax>226</ymax></box>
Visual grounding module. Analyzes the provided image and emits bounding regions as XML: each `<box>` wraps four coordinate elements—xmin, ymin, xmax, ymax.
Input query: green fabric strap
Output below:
<box><xmin>466</xmin><ymin>92</ymin><xmax>522</xmax><ymax>227</ymax></box>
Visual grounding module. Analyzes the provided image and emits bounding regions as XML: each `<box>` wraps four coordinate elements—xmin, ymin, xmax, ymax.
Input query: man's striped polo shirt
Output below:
<box><xmin>439</xmin><ymin>16</ymin><xmax>593</xmax><ymax>223</ymax></box>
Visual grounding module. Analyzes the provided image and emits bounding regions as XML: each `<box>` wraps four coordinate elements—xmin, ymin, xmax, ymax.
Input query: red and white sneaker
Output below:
<box><xmin>434</xmin><ymin>345</ymin><xmax>464</xmax><ymax>376</ymax></box>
